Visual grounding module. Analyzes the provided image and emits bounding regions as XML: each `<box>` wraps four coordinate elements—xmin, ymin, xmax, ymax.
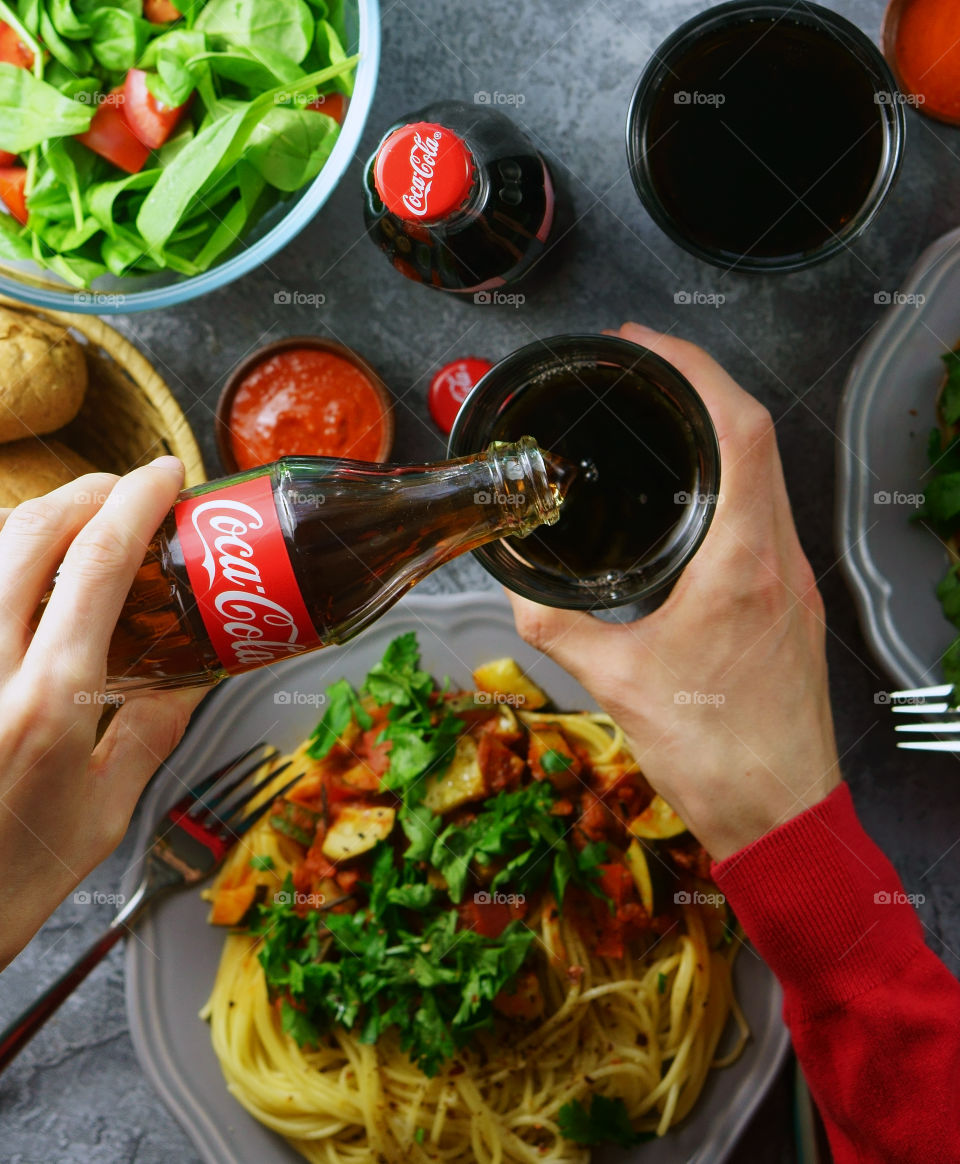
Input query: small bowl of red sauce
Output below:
<box><xmin>883</xmin><ymin>0</ymin><xmax>960</xmax><ymax>126</ymax></box>
<box><xmin>217</xmin><ymin>337</ymin><xmax>394</xmax><ymax>472</ymax></box>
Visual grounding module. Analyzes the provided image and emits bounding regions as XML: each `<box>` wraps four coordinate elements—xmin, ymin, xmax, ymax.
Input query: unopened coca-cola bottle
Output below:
<box><xmin>74</xmin><ymin>439</ymin><xmax>574</xmax><ymax>693</ymax></box>
<box><xmin>362</xmin><ymin>99</ymin><xmax>557</xmax><ymax>292</ymax></box>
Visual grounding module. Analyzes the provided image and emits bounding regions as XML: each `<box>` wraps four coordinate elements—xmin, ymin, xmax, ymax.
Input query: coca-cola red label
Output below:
<box><xmin>175</xmin><ymin>476</ymin><xmax>321</xmax><ymax>673</ymax></box>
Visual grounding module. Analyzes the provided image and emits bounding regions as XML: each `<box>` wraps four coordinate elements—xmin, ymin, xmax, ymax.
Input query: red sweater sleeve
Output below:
<box><xmin>712</xmin><ymin>783</ymin><xmax>960</xmax><ymax>1164</ymax></box>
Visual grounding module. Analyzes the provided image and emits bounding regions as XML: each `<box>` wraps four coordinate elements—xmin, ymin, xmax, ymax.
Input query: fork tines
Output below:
<box><xmin>889</xmin><ymin>684</ymin><xmax>960</xmax><ymax>751</ymax></box>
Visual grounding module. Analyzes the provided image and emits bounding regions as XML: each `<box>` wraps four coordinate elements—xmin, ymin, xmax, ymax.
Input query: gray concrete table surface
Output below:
<box><xmin>3</xmin><ymin>0</ymin><xmax>959</xmax><ymax>1160</ymax></box>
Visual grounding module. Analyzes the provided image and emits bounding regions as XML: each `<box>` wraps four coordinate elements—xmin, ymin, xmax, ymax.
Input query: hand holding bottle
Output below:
<box><xmin>509</xmin><ymin>323</ymin><xmax>841</xmax><ymax>862</ymax></box>
<box><xmin>0</xmin><ymin>458</ymin><xmax>205</xmax><ymax>969</ymax></box>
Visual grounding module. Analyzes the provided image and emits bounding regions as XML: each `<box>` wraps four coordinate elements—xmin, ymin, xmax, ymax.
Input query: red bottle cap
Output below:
<box><xmin>428</xmin><ymin>357</ymin><xmax>493</xmax><ymax>433</ymax></box>
<box><xmin>374</xmin><ymin>122</ymin><xmax>475</xmax><ymax>223</ymax></box>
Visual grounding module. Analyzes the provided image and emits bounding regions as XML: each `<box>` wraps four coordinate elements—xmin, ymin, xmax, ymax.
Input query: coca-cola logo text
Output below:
<box><xmin>178</xmin><ymin>488</ymin><xmax>321</xmax><ymax>670</ymax></box>
<box><xmin>401</xmin><ymin>130</ymin><xmax>443</xmax><ymax>218</ymax></box>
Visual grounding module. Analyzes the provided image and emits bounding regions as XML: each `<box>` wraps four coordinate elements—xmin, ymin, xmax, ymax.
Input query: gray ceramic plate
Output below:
<box><xmin>124</xmin><ymin>591</ymin><xmax>789</xmax><ymax>1164</ymax></box>
<box><xmin>837</xmin><ymin>226</ymin><xmax>960</xmax><ymax>689</ymax></box>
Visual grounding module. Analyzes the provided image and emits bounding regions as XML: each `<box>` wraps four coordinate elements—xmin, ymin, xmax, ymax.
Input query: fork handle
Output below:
<box><xmin>0</xmin><ymin>883</ymin><xmax>149</xmax><ymax>1074</ymax></box>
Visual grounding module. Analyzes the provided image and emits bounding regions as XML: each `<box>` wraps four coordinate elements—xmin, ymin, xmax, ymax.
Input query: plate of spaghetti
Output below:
<box><xmin>124</xmin><ymin>591</ymin><xmax>789</xmax><ymax>1164</ymax></box>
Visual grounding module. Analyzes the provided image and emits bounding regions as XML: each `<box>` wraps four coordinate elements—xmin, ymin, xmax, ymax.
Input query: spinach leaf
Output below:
<box><xmin>196</xmin><ymin>0</ymin><xmax>314</xmax><ymax>64</ymax></box>
<box><xmin>0</xmin><ymin>64</ymin><xmax>94</xmax><ymax>151</ymax></box>
<box><xmin>89</xmin><ymin>7</ymin><xmax>144</xmax><ymax>74</ymax></box>
<box><xmin>188</xmin><ymin>45</ymin><xmax>304</xmax><ymax>91</ymax></box>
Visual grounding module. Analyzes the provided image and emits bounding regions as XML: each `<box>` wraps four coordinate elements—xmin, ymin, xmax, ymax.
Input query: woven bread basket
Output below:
<box><xmin>0</xmin><ymin>294</ymin><xmax>205</xmax><ymax>488</ymax></box>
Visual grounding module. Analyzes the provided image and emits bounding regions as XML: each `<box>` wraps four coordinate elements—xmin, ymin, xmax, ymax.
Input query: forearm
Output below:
<box><xmin>713</xmin><ymin>784</ymin><xmax>960</xmax><ymax>1163</ymax></box>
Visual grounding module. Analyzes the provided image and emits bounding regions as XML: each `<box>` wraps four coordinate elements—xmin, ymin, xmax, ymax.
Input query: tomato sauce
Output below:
<box><xmin>229</xmin><ymin>348</ymin><xmax>388</xmax><ymax>469</ymax></box>
<box><xmin>894</xmin><ymin>0</ymin><xmax>960</xmax><ymax>122</ymax></box>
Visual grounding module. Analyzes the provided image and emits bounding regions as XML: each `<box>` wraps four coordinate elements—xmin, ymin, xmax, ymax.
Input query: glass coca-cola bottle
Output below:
<box><xmin>63</xmin><ymin>438</ymin><xmax>574</xmax><ymax>693</ymax></box>
<box><xmin>362</xmin><ymin>99</ymin><xmax>557</xmax><ymax>292</ymax></box>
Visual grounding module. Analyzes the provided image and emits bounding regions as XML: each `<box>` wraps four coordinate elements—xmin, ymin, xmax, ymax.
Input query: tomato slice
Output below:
<box><xmin>0</xmin><ymin>20</ymin><xmax>35</xmax><ymax>69</ymax></box>
<box><xmin>307</xmin><ymin>92</ymin><xmax>349</xmax><ymax>124</ymax></box>
<box><xmin>122</xmin><ymin>68</ymin><xmax>191</xmax><ymax>150</ymax></box>
<box><xmin>0</xmin><ymin>166</ymin><xmax>28</xmax><ymax>226</ymax></box>
<box><xmin>0</xmin><ymin>151</ymin><xmax>17</xmax><ymax>167</ymax></box>
<box><xmin>76</xmin><ymin>90</ymin><xmax>150</xmax><ymax>174</ymax></box>
<box><xmin>143</xmin><ymin>0</ymin><xmax>181</xmax><ymax>22</ymax></box>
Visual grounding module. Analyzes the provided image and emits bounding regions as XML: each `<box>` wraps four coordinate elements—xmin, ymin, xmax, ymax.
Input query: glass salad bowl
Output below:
<box><xmin>0</xmin><ymin>0</ymin><xmax>380</xmax><ymax>314</ymax></box>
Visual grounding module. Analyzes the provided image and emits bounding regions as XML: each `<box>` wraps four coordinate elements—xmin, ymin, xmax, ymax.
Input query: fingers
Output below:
<box><xmin>89</xmin><ymin>687</ymin><xmax>209</xmax><ymax>825</ymax></box>
<box><xmin>506</xmin><ymin>590</ymin><xmax>627</xmax><ymax>683</ymax></box>
<box><xmin>24</xmin><ymin>457</ymin><xmax>184</xmax><ymax>698</ymax></box>
<box><xmin>609</xmin><ymin>322</ymin><xmax>770</xmax><ymax>446</ymax></box>
<box><xmin>0</xmin><ymin>474</ymin><xmax>120</xmax><ymax>657</ymax></box>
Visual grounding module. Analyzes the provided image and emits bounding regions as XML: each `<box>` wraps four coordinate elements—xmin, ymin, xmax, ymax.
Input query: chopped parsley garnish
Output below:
<box><xmin>249</xmin><ymin>854</ymin><xmax>275</xmax><ymax>871</ymax></box>
<box><xmin>657</xmin><ymin>971</ymin><xmax>667</xmax><ymax>994</ymax></box>
<box><xmin>308</xmin><ymin>678</ymin><xmax>372</xmax><ymax>759</ymax></box>
<box><xmin>414</xmin><ymin>1126</ymin><xmax>426</xmax><ymax>1144</ymax></box>
<box><xmin>540</xmin><ymin>748</ymin><xmax>573</xmax><ymax>774</ymax></box>
<box><xmin>253</xmin><ymin>872</ymin><xmax>533</xmax><ymax>1077</ymax></box>
<box><xmin>557</xmin><ymin>1094</ymin><xmax>654</xmax><ymax>1147</ymax></box>
<box><xmin>364</xmin><ymin>632</ymin><xmax>465</xmax><ymax>795</ymax></box>
<box><xmin>251</xmin><ymin>633</ymin><xmax>606</xmax><ymax>1076</ymax></box>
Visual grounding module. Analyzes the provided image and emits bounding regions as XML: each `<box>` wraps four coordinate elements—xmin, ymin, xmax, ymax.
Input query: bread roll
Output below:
<box><xmin>0</xmin><ymin>307</ymin><xmax>88</xmax><ymax>444</ymax></box>
<box><xmin>0</xmin><ymin>438</ymin><xmax>99</xmax><ymax>508</ymax></box>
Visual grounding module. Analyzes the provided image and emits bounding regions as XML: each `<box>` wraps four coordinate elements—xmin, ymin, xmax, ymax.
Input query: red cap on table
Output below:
<box><xmin>374</xmin><ymin>123</ymin><xmax>475</xmax><ymax>223</ymax></box>
<box><xmin>428</xmin><ymin>357</ymin><xmax>493</xmax><ymax>433</ymax></box>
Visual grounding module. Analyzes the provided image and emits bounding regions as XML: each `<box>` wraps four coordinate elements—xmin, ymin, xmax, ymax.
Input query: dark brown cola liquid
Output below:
<box><xmin>488</xmin><ymin>364</ymin><xmax>698</xmax><ymax>582</ymax></box>
<box><xmin>645</xmin><ymin>17</ymin><xmax>884</xmax><ymax>260</ymax></box>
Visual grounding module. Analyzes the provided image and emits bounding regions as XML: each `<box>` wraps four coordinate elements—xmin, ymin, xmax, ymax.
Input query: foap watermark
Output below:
<box><xmin>875</xmin><ymin>91</ymin><xmax>926</xmax><ymax>108</ymax></box>
<box><xmin>874</xmin><ymin>691</ymin><xmax>924</xmax><ymax>707</ymax></box>
<box><xmin>274</xmin><ymin>690</ymin><xmax>327</xmax><ymax>708</ymax></box>
<box><xmin>874</xmin><ymin>290</ymin><xmax>925</xmax><ymax>307</ymax></box>
<box><xmin>73</xmin><ymin>291</ymin><xmax>127</xmax><ymax>308</ymax></box>
<box><xmin>275</xmin><ymin>889</ymin><xmax>326</xmax><ymax>907</ymax></box>
<box><xmin>287</xmin><ymin>490</ymin><xmax>326</xmax><ymax>507</ymax></box>
<box><xmin>675</xmin><ymin>489</ymin><xmax>723</xmax><ymax>505</ymax></box>
<box><xmin>274</xmin><ymin>289</ymin><xmax>326</xmax><ymax>307</ymax></box>
<box><xmin>74</xmin><ymin>889</ymin><xmax>126</xmax><ymax>906</ymax></box>
<box><xmin>74</xmin><ymin>690</ymin><xmax>125</xmax><ymax>707</ymax></box>
<box><xmin>474</xmin><ymin>490</ymin><xmax>525</xmax><ymax>506</ymax></box>
<box><xmin>475</xmin><ymin>690</ymin><xmax>527</xmax><ymax>706</ymax></box>
<box><xmin>74</xmin><ymin>487</ymin><xmax>113</xmax><ymax>506</ymax></box>
<box><xmin>474</xmin><ymin>890</ymin><xmax>525</xmax><ymax>906</ymax></box>
<box><xmin>674</xmin><ymin>90</ymin><xmax>725</xmax><ymax>106</ymax></box>
<box><xmin>873</xmin><ymin>490</ymin><xmax>923</xmax><ymax>507</ymax></box>
<box><xmin>674</xmin><ymin>889</ymin><xmax>725</xmax><ymax>906</ymax></box>
<box><xmin>874</xmin><ymin>890</ymin><xmax>925</xmax><ymax>905</ymax></box>
<box><xmin>474</xmin><ymin>90</ymin><xmax>525</xmax><ymax>107</ymax></box>
<box><xmin>74</xmin><ymin>90</ymin><xmax>125</xmax><ymax>106</ymax></box>
<box><xmin>674</xmin><ymin>690</ymin><xmax>725</xmax><ymax>706</ymax></box>
<box><xmin>474</xmin><ymin>290</ymin><xmax>525</xmax><ymax>307</ymax></box>
<box><xmin>674</xmin><ymin>290</ymin><xmax>725</xmax><ymax>307</ymax></box>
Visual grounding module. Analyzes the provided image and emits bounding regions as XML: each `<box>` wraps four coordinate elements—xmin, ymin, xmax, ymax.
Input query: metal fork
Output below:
<box><xmin>889</xmin><ymin>684</ymin><xmax>960</xmax><ymax>751</ymax></box>
<box><xmin>0</xmin><ymin>741</ymin><xmax>300</xmax><ymax>1073</ymax></box>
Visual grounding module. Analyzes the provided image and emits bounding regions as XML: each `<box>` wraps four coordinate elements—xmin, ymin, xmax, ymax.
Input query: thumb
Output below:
<box><xmin>506</xmin><ymin>590</ymin><xmax>627</xmax><ymax>685</ymax></box>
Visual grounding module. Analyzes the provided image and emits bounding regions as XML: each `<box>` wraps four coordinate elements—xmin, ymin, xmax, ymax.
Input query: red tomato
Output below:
<box><xmin>0</xmin><ymin>167</ymin><xmax>28</xmax><ymax>226</ymax></box>
<box><xmin>598</xmin><ymin>863</ymin><xmax>634</xmax><ymax>908</ymax></box>
<box><xmin>0</xmin><ymin>151</ymin><xmax>17</xmax><ymax>167</ymax></box>
<box><xmin>359</xmin><ymin>726</ymin><xmax>392</xmax><ymax>776</ymax></box>
<box><xmin>76</xmin><ymin>91</ymin><xmax>150</xmax><ymax>174</ymax></box>
<box><xmin>0</xmin><ymin>20</ymin><xmax>35</xmax><ymax>69</ymax></box>
<box><xmin>123</xmin><ymin>68</ymin><xmax>191</xmax><ymax>149</ymax></box>
<box><xmin>307</xmin><ymin>92</ymin><xmax>349</xmax><ymax>124</ymax></box>
<box><xmin>143</xmin><ymin>0</ymin><xmax>181</xmax><ymax>22</ymax></box>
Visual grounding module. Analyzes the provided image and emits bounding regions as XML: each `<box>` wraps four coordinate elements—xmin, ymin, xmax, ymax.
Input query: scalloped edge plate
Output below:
<box><xmin>124</xmin><ymin>591</ymin><xmax>788</xmax><ymax>1164</ymax></box>
<box><xmin>836</xmin><ymin>226</ymin><xmax>960</xmax><ymax>690</ymax></box>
